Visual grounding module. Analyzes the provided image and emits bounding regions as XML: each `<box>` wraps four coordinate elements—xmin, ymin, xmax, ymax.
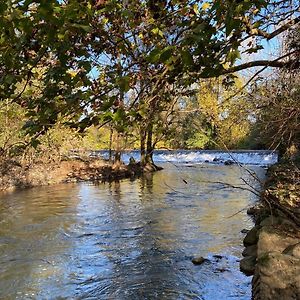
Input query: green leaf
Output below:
<box><xmin>72</xmin><ymin>23</ymin><xmax>91</xmax><ymax>32</ymax></box>
<box><xmin>102</xmin><ymin>111</ymin><xmax>113</xmax><ymax>122</ymax></box>
<box><xmin>147</xmin><ymin>48</ymin><xmax>161</xmax><ymax>63</ymax></box>
<box><xmin>57</xmin><ymin>33</ymin><xmax>65</xmax><ymax>40</ymax></box>
<box><xmin>117</xmin><ymin>76</ymin><xmax>130</xmax><ymax>92</ymax></box>
<box><xmin>101</xmin><ymin>97</ymin><xmax>115</xmax><ymax>111</ymax></box>
<box><xmin>79</xmin><ymin>61</ymin><xmax>91</xmax><ymax>72</ymax></box>
<box><xmin>0</xmin><ymin>3</ymin><xmax>8</xmax><ymax>14</ymax></box>
<box><xmin>225</xmin><ymin>18</ymin><xmax>241</xmax><ymax>36</ymax></box>
<box><xmin>160</xmin><ymin>46</ymin><xmax>174</xmax><ymax>63</ymax></box>
<box><xmin>53</xmin><ymin>6</ymin><xmax>62</xmax><ymax>14</ymax></box>
<box><xmin>5</xmin><ymin>74</ymin><xmax>15</xmax><ymax>85</ymax></box>
<box><xmin>181</xmin><ymin>50</ymin><xmax>194</xmax><ymax>66</ymax></box>
<box><xmin>113</xmin><ymin>108</ymin><xmax>127</xmax><ymax>131</ymax></box>
<box><xmin>226</xmin><ymin>49</ymin><xmax>241</xmax><ymax>64</ymax></box>
<box><xmin>30</xmin><ymin>139</ymin><xmax>41</xmax><ymax>149</ymax></box>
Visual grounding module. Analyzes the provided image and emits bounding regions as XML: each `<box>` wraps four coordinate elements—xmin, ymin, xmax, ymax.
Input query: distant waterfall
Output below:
<box><xmin>90</xmin><ymin>149</ymin><xmax>278</xmax><ymax>166</ymax></box>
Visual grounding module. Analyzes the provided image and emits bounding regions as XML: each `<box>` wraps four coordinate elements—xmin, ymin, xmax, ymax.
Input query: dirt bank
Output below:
<box><xmin>0</xmin><ymin>158</ymin><xmax>154</xmax><ymax>193</ymax></box>
<box><xmin>240</xmin><ymin>162</ymin><xmax>300</xmax><ymax>299</ymax></box>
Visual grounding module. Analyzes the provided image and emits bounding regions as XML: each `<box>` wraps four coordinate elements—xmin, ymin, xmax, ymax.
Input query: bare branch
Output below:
<box><xmin>253</xmin><ymin>16</ymin><xmax>300</xmax><ymax>40</ymax></box>
<box><xmin>220</xmin><ymin>50</ymin><xmax>299</xmax><ymax>75</ymax></box>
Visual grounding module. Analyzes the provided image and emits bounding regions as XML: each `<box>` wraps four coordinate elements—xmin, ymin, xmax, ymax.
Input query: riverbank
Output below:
<box><xmin>240</xmin><ymin>161</ymin><xmax>300</xmax><ymax>299</ymax></box>
<box><xmin>0</xmin><ymin>157</ymin><xmax>157</xmax><ymax>193</ymax></box>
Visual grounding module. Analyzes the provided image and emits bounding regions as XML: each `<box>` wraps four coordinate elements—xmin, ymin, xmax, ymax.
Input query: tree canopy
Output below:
<box><xmin>0</xmin><ymin>0</ymin><xmax>299</xmax><ymax>160</ymax></box>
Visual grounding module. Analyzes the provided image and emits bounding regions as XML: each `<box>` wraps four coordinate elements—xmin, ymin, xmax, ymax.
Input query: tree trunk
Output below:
<box><xmin>145</xmin><ymin>123</ymin><xmax>154</xmax><ymax>165</ymax></box>
<box><xmin>140</xmin><ymin>128</ymin><xmax>146</xmax><ymax>165</ymax></box>
<box><xmin>109</xmin><ymin>126</ymin><xmax>113</xmax><ymax>163</ymax></box>
<box><xmin>114</xmin><ymin>151</ymin><xmax>121</xmax><ymax>164</ymax></box>
<box><xmin>114</xmin><ymin>132</ymin><xmax>121</xmax><ymax>168</ymax></box>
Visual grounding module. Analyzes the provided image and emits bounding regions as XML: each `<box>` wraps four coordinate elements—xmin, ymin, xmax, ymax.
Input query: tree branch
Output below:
<box><xmin>254</xmin><ymin>16</ymin><xmax>300</xmax><ymax>40</ymax></box>
<box><xmin>221</xmin><ymin>50</ymin><xmax>298</xmax><ymax>75</ymax></box>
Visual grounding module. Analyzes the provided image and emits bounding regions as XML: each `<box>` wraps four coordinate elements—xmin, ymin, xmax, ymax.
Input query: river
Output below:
<box><xmin>0</xmin><ymin>152</ymin><xmax>275</xmax><ymax>299</ymax></box>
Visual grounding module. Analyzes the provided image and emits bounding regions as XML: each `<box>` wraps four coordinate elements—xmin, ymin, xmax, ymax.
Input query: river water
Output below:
<box><xmin>0</xmin><ymin>153</ymin><xmax>274</xmax><ymax>299</ymax></box>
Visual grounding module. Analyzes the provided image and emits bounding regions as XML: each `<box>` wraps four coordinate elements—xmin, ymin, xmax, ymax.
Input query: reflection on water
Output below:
<box><xmin>0</xmin><ymin>163</ymin><xmax>265</xmax><ymax>299</ymax></box>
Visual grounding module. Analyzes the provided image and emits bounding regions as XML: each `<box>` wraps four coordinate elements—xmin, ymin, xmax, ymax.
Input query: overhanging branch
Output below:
<box><xmin>245</xmin><ymin>16</ymin><xmax>300</xmax><ymax>40</ymax></box>
<box><xmin>221</xmin><ymin>50</ymin><xmax>298</xmax><ymax>75</ymax></box>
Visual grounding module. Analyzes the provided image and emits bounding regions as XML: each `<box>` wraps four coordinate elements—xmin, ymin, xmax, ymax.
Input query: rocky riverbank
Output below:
<box><xmin>240</xmin><ymin>162</ymin><xmax>300</xmax><ymax>299</ymax></box>
<box><xmin>0</xmin><ymin>157</ymin><xmax>154</xmax><ymax>193</ymax></box>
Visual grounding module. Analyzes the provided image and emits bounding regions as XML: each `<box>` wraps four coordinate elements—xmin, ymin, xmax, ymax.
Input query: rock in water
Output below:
<box><xmin>240</xmin><ymin>256</ymin><xmax>256</xmax><ymax>276</ymax></box>
<box><xmin>213</xmin><ymin>254</ymin><xmax>223</xmax><ymax>260</ymax></box>
<box><xmin>192</xmin><ymin>256</ymin><xmax>206</xmax><ymax>265</ymax></box>
<box><xmin>243</xmin><ymin>226</ymin><xmax>260</xmax><ymax>246</ymax></box>
<box><xmin>242</xmin><ymin>244</ymin><xmax>258</xmax><ymax>257</ymax></box>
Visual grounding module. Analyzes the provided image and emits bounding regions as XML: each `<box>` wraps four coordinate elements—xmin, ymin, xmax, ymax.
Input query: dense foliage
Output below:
<box><xmin>0</xmin><ymin>0</ymin><xmax>299</xmax><ymax>163</ymax></box>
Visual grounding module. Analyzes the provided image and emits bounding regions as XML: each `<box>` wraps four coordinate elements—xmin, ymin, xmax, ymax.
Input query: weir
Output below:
<box><xmin>90</xmin><ymin>149</ymin><xmax>279</xmax><ymax>165</ymax></box>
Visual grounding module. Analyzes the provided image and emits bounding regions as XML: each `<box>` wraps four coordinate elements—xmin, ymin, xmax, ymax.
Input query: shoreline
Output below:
<box><xmin>0</xmin><ymin>158</ymin><xmax>160</xmax><ymax>194</ymax></box>
<box><xmin>240</xmin><ymin>161</ymin><xmax>300</xmax><ymax>299</ymax></box>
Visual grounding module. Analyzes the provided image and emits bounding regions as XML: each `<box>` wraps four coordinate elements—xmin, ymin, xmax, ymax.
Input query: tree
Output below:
<box><xmin>1</xmin><ymin>0</ymin><xmax>299</xmax><ymax>163</ymax></box>
<box><xmin>167</xmin><ymin>77</ymin><xmax>253</xmax><ymax>149</ymax></box>
<box><xmin>246</xmin><ymin>70</ymin><xmax>300</xmax><ymax>157</ymax></box>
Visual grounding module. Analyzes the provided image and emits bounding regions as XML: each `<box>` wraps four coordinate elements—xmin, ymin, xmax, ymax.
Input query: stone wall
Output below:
<box><xmin>240</xmin><ymin>162</ymin><xmax>300</xmax><ymax>299</ymax></box>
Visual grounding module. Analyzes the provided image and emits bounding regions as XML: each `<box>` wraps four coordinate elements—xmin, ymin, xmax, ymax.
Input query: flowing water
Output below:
<box><xmin>90</xmin><ymin>149</ymin><xmax>278</xmax><ymax>165</ymax></box>
<box><xmin>0</xmin><ymin>153</ymin><xmax>276</xmax><ymax>299</ymax></box>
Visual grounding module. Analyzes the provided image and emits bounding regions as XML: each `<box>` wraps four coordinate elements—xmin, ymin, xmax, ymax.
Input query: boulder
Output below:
<box><xmin>240</xmin><ymin>256</ymin><xmax>256</xmax><ymax>276</ymax></box>
<box><xmin>243</xmin><ymin>226</ymin><xmax>260</xmax><ymax>246</ymax></box>
<box><xmin>242</xmin><ymin>244</ymin><xmax>258</xmax><ymax>257</ymax></box>
<box><xmin>260</xmin><ymin>216</ymin><xmax>281</xmax><ymax>227</ymax></box>
<box><xmin>257</xmin><ymin>226</ymin><xmax>299</xmax><ymax>256</ymax></box>
<box><xmin>253</xmin><ymin>252</ymin><xmax>300</xmax><ymax>300</ymax></box>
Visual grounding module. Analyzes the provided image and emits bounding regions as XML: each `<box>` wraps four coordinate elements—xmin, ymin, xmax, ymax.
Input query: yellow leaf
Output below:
<box><xmin>57</xmin><ymin>33</ymin><xmax>64</xmax><ymax>40</ymax></box>
<box><xmin>193</xmin><ymin>4</ymin><xmax>199</xmax><ymax>14</ymax></box>
<box><xmin>151</xmin><ymin>27</ymin><xmax>164</xmax><ymax>37</ymax></box>
<box><xmin>251</xmin><ymin>28</ymin><xmax>259</xmax><ymax>35</ymax></box>
<box><xmin>202</xmin><ymin>2</ymin><xmax>210</xmax><ymax>10</ymax></box>
<box><xmin>222</xmin><ymin>62</ymin><xmax>230</xmax><ymax>70</ymax></box>
<box><xmin>67</xmin><ymin>70</ymin><xmax>77</xmax><ymax>78</ymax></box>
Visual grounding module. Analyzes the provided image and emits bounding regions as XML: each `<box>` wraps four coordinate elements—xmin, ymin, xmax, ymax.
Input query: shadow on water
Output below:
<box><xmin>0</xmin><ymin>163</ymin><xmax>266</xmax><ymax>299</ymax></box>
